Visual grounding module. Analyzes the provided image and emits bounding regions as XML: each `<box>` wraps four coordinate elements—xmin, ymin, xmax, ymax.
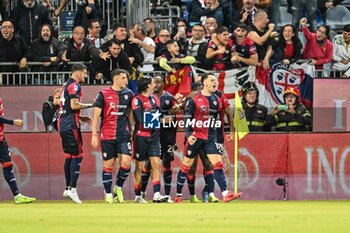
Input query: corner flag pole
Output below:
<box><xmin>234</xmin><ymin>130</ymin><xmax>238</xmax><ymax>194</ymax></box>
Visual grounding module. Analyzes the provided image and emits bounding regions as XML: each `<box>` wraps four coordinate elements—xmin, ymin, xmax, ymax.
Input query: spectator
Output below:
<box><xmin>143</xmin><ymin>18</ymin><xmax>157</xmax><ymax>40</ymax></box>
<box><xmin>185</xmin><ymin>24</ymin><xmax>209</xmax><ymax>69</ymax></box>
<box><xmin>271</xmin><ymin>24</ymin><xmax>303</xmax><ymax>65</ymax></box>
<box><xmin>130</xmin><ymin>23</ymin><xmax>156</xmax><ymax>72</ymax></box>
<box><xmin>188</xmin><ymin>0</ymin><xmax>217</xmax><ymax>26</ymax></box>
<box><xmin>300</xmin><ymin>17</ymin><xmax>333</xmax><ymax>69</ymax></box>
<box><xmin>271</xmin><ymin>87</ymin><xmax>311</xmax><ymax>132</ymax></box>
<box><xmin>267</xmin><ymin>0</ymin><xmax>281</xmax><ymax>24</ymax></box>
<box><xmin>325</xmin><ymin>0</ymin><xmax>346</xmax><ymax>8</ymax></box>
<box><xmin>204</xmin><ymin>17</ymin><xmax>218</xmax><ymax>40</ymax></box>
<box><xmin>154</xmin><ymin>29</ymin><xmax>171</xmax><ymax>59</ymax></box>
<box><xmin>206</xmin><ymin>26</ymin><xmax>233</xmax><ymax>70</ymax></box>
<box><xmin>237</xmin><ymin>0</ymin><xmax>258</xmax><ymax>27</ymax></box>
<box><xmin>171</xmin><ymin>18</ymin><xmax>190</xmax><ymax>55</ymax></box>
<box><xmin>205</xmin><ymin>0</ymin><xmax>224</xmax><ymax>25</ymax></box>
<box><xmin>87</xmin><ymin>19</ymin><xmax>105</xmax><ymax>49</ymax></box>
<box><xmin>112</xmin><ymin>23</ymin><xmax>144</xmax><ymax>68</ymax></box>
<box><xmin>54</xmin><ymin>0</ymin><xmax>102</xmax><ymax>34</ymax></box>
<box><xmin>59</xmin><ymin>26</ymin><xmax>100</xmax><ymax>64</ymax></box>
<box><xmin>241</xmin><ymin>82</ymin><xmax>272</xmax><ymax>131</ymax></box>
<box><xmin>29</xmin><ymin>24</ymin><xmax>60</xmax><ymax>72</ymax></box>
<box><xmin>230</xmin><ymin>23</ymin><xmax>258</xmax><ymax>68</ymax></box>
<box><xmin>94</xmin><ymin>38</ymin><xmax>132</xmax><ymax>82</ymax></box>
<box><xmin>247</xmin><ymin>10</ymin><xmax>276</xmax><ymax>70</ymax></box>
<box><xmin>159</xmin><ymin>40</ymin><xmax>196</xmax><ymax>73</ymax></box>
<box><xmin>332</xmin><ymin>24</ymin><xmax>350</xmax><ymax>78</ymax></box>
<box><xmin>0</xmin><ymin>0</ymin><xmax>9</xmax><ymax>20</ymax></box>
<box><xmin>0</xmin><ymin>20</ymin><xmax>28</xmax><ymax>74</ymax></box>
<box><xmin>11</xmin><ymin>0</ymin><xmax>51</xmax><ymax>45</ymax></box>
<box><xmin>291</xmin><ymin>0</ymin><xmax>317</xmax><ymax>32</ymax></box>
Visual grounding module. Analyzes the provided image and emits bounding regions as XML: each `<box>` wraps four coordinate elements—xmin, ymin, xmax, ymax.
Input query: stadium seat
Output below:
<box><xmin>277</xmin><ymin>6</ymin><xmax>293</xmax><ymax>27</ymax></box>
<box><xmin>326</xmin><ymin>5</ymin><xmax>350</xmax><ymax>30</ymax></box>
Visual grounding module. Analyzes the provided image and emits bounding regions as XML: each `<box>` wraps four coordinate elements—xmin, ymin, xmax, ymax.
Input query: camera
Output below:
<box><xmin>277</xmin><ymin>105</ymin><xmax>288</xmax><ymax>111</ymax></box>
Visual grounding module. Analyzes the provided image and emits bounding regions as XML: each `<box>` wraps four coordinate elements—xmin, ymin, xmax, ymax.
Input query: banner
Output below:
<box><xmin>0</xmin><ymin>86</ymin><xmax>106</xmax><ymax>132</ymax></box>
<box><xmin>193</xmin><ymin>66</ymin><xmax>255</xmax><ymax>105</ymax></box>
<box><xmin>313</xmin><ymin>79</ymin><xmax>350</xmax><ymax>132</ymax></box>
<box><xmin>255</xmin><ymin>63</ymin><xmax>314</xmax><ymax>109</ymax></box>
<box><xmin>1</xmin><ymin>132</ymin><xmax>349</xmax><ymax>200</ymax></box>
<box><xmin>164</xmin><ymin>66</ymin><xmax>192</xmax><ymax>96</ymax></box>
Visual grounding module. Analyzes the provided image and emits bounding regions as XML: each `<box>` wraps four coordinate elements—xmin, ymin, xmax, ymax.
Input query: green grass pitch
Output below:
<box><xmin>0</xmin><ymin>200</ymin><xmax>349</xmax><ymax>233</ymax></box>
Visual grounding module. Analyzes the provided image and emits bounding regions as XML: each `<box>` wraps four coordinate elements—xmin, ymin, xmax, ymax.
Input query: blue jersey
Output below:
<box><xmin>58</xmin><ymin>78</ymin><xmax>82</xmax><ymax>131</ymax></box>
<box><xmin>95</xmin><ymin>87</ymin><xmax>134</xmax><ymax>141</ymax></box>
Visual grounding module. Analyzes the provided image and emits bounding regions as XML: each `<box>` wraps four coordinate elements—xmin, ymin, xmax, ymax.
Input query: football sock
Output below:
<box><xmin>176</xmin><ymin>164</ymin><xmax>190</xmax><ymax>194</ymax></box>
<box><xmin>213</xmin><ymin>162</ymin><xmax>227</xmax><ymax>192</ymax></box>
<box><xmin>152</xmin><ymin>180</ymin><xmax>161</xmax><ymax>193</ymax></box>
<box><xmin>70</xmin><ymin>157</ymin><xmax>82</xmax><ymax>188</ymax></box>
<box><xmin>187</xmin><ymin>174</ymin><xmax>196</xmax><ymax>196</ymax></box>
<box><xmin>102</xmin><ymin>167</ymin><xmax>113</xmax><ymax>194</ymax></box>
<box><xmin>2</xmin><ymin>164</ymin><xmax>19</xmax><ymax>196</ymax></box>
<box><xmin>64</xmin><ymin>158</ymin><xmax>71</xmax><ymax>189</ymax></box>
<box><xmin>141</xmin><ymin>169</ymin><xmax>151</xmax><ymax>192</ymax></box>
<box><xmin>116</xmin><ymin>166</ymin><xmax>130</xmax><ymax>188</ymax></box>
<box><xmin>204</xmin><ymin>170</ymin><xmax>215</xmax><ymax>193</ymax></box>
<box><xmin>163</xmin><ymin>168</ymin><xmax>172</xmax><ymax>196</ymax></box>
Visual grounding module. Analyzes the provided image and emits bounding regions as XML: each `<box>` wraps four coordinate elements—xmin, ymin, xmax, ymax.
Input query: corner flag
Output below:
<box><xmin>233</xmin><ymin>91</ymin><xmax>249</xmax><ymax>195</ymax></box>
<box><xmin>234</xmin><ymin>92</ymin><xmax>249</xmax><ymax>140</ymax></box>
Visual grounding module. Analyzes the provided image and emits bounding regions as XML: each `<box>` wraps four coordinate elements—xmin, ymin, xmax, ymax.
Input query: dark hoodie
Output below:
<box><xmin>29</xmin><ymin>24</ymin><xmax>61</xmax><ymax>71</ymax></box>
<box><xmin>10</xmin><ymin>0</ymin><xmax>51</xmax><ymax>45</ymax></box>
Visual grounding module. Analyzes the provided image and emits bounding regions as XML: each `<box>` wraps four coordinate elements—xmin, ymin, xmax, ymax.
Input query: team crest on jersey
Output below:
<box><xmin>74</xmin><ymin>84</ymin><xmax>79</xmax><ymax>92</ymax></box>
<box><xmin>200</xmin><ymin>105</ymin><xmax>207</xmax><ymax>112</ymax></box>
<box><xmin>103</xmin><ymin>152</ymin><xmax>107</xmax><ymax>158</ymax></box>
<box><xmin>124</xmin><ymin>94</ymin><xmax>129</xmax><ymax>100</ymax></box>
<box><xmin>151</xmin><ymin>98</ymin><xmax>155</xmax><ymax>104</ymax></box>
<box><xmin>187</xmin><ymin>150</ymin><xmax>192</xmax><ymax>156</ymax></box>
<box><xmin>213</xmin><ymin>100</ymin><xmax>217</xmax><ymax>106</ymax></box>
<box><xmin>134</xmin><ymin>99</ymin><xmax>139</xmax><ymax>105</ymax></box>
<box><xmin>165</xmin><ymin>100</ymin><xmax>170</xmax><ymax>105</ymax></box>
<box><xmin>136</xmin><ymin>153</ymin><xmax>140</xmax><ymax>158</ymax></box>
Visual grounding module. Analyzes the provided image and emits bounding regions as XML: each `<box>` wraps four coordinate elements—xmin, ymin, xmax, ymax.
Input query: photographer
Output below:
<box><xmin>42</xmin><ymin>88</ymin><xmax>61</xmax><ymax>132</ymax></box>
<box><xmin>271</xmin><ymin>87</ymin><xmax>311</xmax><ymax>132</ymax></box>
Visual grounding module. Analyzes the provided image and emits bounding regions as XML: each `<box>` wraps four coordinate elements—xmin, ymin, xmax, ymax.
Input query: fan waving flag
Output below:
<box><xmin>234</xmin><ymin>92</ymin><xmax>249</xmax><ymax>140</ymax></box>
<box><xmin>164</xmin><ymin>66</ymin><xmax>192</xmax><ymax>96</ymax></box>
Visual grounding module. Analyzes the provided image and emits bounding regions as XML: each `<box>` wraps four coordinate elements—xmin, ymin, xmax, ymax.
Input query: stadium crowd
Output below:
<box><xmin>0</xmin><ymin>0</ymin><xmax>348</xmax><ymax>204</ymax></box>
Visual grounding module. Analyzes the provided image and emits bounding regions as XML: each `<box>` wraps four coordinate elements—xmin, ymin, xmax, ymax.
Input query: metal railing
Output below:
<box><xmin>0</xmin><ymin>60</ymin><xmax>347</xmax><ymax>86</ymax></box>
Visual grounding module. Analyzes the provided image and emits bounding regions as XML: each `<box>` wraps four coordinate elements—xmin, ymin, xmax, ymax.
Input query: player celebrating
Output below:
<box><xmin>0</xmin><ymin>98</ymin><xmax>36</xmax><ymax>204</ymax></box>
<box><xmin>132</xmin><ymin>77</ymin><xmax>168</xmax><ymax>203</ymax></box>
<box><xmin>91</xmin><ymin>69</ymin><xmax>135</xmax><ymax>204</ymax></box>
<box><xmin>175</xmin><ymin>73</ymin><xmax>238</xmax><ymax>203</ymax></box>
<box><xmin>139</xmin><ymin>75</ymin><xmax>184</xmax><ymax>202</ymax></box>
<box><xmin>58</xmin><ymin>64</ymin><xmax>94</xmax><ymax>204</ymax></box>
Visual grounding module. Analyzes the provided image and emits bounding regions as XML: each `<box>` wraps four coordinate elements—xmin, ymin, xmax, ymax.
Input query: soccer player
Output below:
<box><xmin>91</xmin><ymin>69</ymin><xmax>135</xmax><ymax>204</ymax></box>
<box><xmin>139</xmin><ymin>75</ymin><xmax>184</xmax><ymax>202</ymax></box>
<box><xmin>0</xmin><ymin>98</ymin><xmax>36</xmax><ymax>204</ymax></box>
<box><xmin>175</xmin><ymin>73</ymin><xmax>238</xmax><ymax>203</ymax></box>
<box><xmin>58</xmin><ymin>64</ymin><xmax>94</xmax><ymax>204</ymax></box>
<box><xmin>132</xmin><ymin>77</ymin><xmax>168</xmax><ymax>203</ymax></box>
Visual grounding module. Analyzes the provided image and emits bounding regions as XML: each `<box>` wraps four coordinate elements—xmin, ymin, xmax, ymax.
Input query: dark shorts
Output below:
<box><xmin>160</xmin><ymin>129</ymin><xmax>177</xmax><ymax>162</ymax></box>
<box><xmin>134</xmin><ymin>135</ymin><xmax>161</xmax><ymax>161</ymax></box>
<box><xmin>101</xmin><ymin>140</ymin><xmax>132</xmax><ymax>161</ymax></box>
<box><xmin>160</xmin><ymin>143</ymin><xmax>177</xmax><ymax>162</ymax></box>
<box><xmin>0</xmin><ymin>140</ymin><xmax>11</xmax><ymax>163</ymax></box>
<box><xmin>59</xmin><ymin>129</ymin><xmax>83</xmax><ymax>156</ymax></box>
<box><xmin>185</xmin><ymin>138</ymin><xmax>222</xmax><ymax>159</ymax></box>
